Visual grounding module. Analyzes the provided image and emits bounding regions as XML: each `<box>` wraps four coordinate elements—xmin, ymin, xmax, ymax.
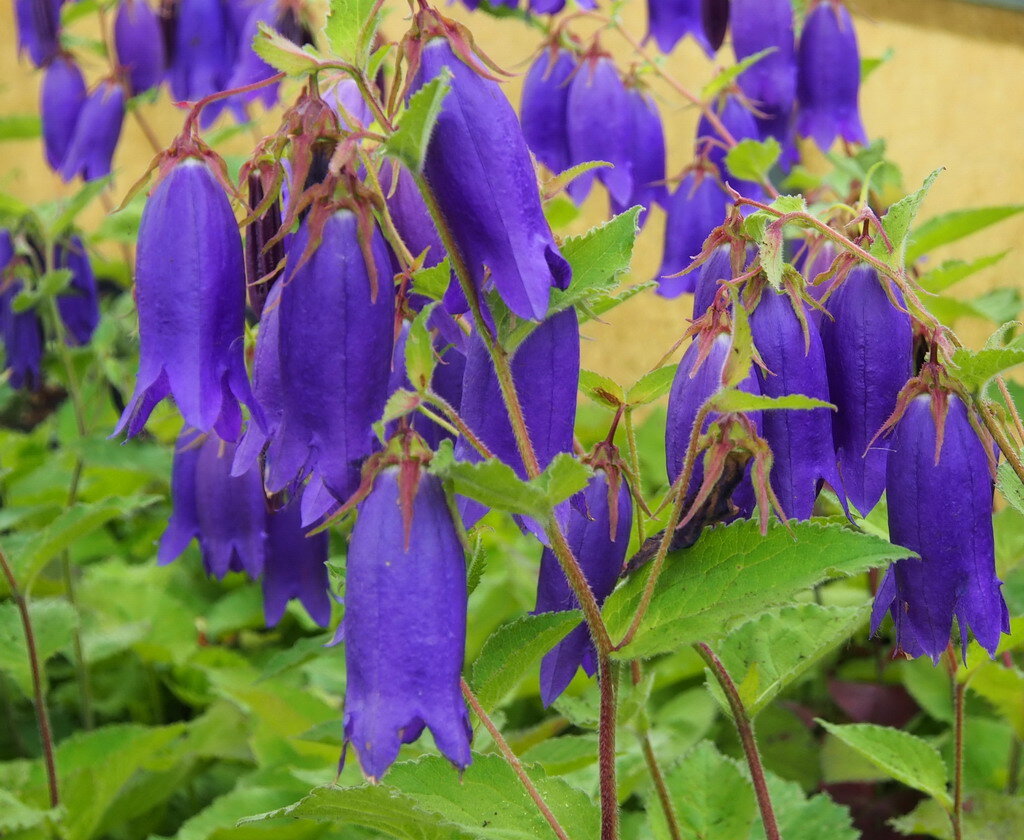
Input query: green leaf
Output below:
<box><xmin>750</xmin><ymin>773</ymin><xmax>858</xmax><ymax>840</ymax></box>
<box><xmin>603</xmin><ymin>520</ymin><xmax>907</xmax><ymax>659</ymax></box>
<box><xmin>703</xmin><ymin>48</ymin><xmax>776</xmax><ymax>100</ymax></box>
<box><xmin>626</xmin><ymin>365</ymin><xmax>677</xmax><ymax>406</ymax></box>
<box><xmin>725</xmin><ymin>138</ymin><xmax>781</xmax><ymax>185</ymax></box>
<box><xmin>252</xmin><ymin>22</ymin><xmax>322</xmax><ymax>75</ymax></box>
<box><xmin>324</xmin><ymin>0</ymin><xmax>382</xmax><ymax>66</ymax></box>
<box><xmin>861</xmin><ymin>48</ymin><xmax>895</xmax><ymax>82</ymax></box>
<box><xmin>411</xmin><ymin>257</ymin><xmax>451</xmax><ymax>300</ymax></box>
<box><xmin>38</xmin><ymin>268</ymin><xmax>73</xmax><ymax>297</ymax></box>
<box><xmin>470</xmin><ymin>611</ymin><xmax>582</xmax><ymax>711</ymax></box>
<box><xmin>817</xmin><ymin>721</ymin><xmax>952</xmax><ymax>808</ymax></box>
<box><xmin>967</xmin><ymin>660</ymin><xmax>1024</xmax><ymax>738</ymax></box>
<box><xmin>891</xmin><ymin>790</ymin><xmax>1024</xmax><ymax>840</ymax></box>
<box><xmin>869</xmin><ymin>168</ymin><xmax>942</xmax><ymax>268</ymax></box>
<box><xmin>950</xmin><ymin>343</ymin><xmax>1024</xmax><ymax>395</ymax></box>
<box><xmin>906</xmin><ymin>205</ymin><xmax>1024</xmax><ymax>264</ymax></box>
<box><xmin>51</xmin><ymin>175</ymin><xmax>113</xmax><ymax>235</ymax></box>
<box><xmin>405</xmin><ymin>303</ymin><xmax>437</xmax><ymax>391</ymax></box>
<box><xmin>706</xmin><ymin>603</ymin><xmax>870</xmax><ymax>717</ymax></box>
<box><xmin>535</xmin><ymin>453</ymin><xmax>592</xmax><ymax>507</ymax></box>
<box><xmin>0</xmin><ymin>790</ymin><xmax>58</xmax><ymax>833</ymax></box>
<box><xmin>0</xmin><ymin>114</ymin><xmax>42</xmax><ymax>141</ymax></box>
<box><xmin>579</xmin><ymin>369</ymin><xmax>624</xmax><ymax>408</ymax></box>
<box><xmin>555</xmin><ymin>207</ymin><xmax>641</xmax><ymax>310</ymax></box>
<box><xmin>0</xmin><ymin>599</ymin><xmax>77</xmax><ymax>695</ymax></box>
<box><xmin>385</xmin><ymin>72</ymin><xmax>450</xmax><ymax>173</ymax></box>
<box><xmin>712</xmin><ymin>390</ymin><xmax>835</xmax><ymax>413</ymax></box>
<box><xmin>997</xmin><ymin>456</ymin><xmax>1024</xmax><ymax>517</ymax></box>
<box><xmin>918</xmin><ymin>252</ymin><xmax>1008</xmax><ymax>293</ymax></box>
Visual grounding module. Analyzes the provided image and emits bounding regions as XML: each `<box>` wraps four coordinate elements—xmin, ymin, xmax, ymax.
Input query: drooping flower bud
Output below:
<box><xmin>40</xmin><ymin>55</ymin><xmax>86</xmax><ymax>172</ymax></box>
<box><xmin>263</xmin><ymin>211</ymin><xmax>395</xmax><ymax>502</ymax></box>
<box><xmin>243</xmin><ymin>169</ymin><xmax>285</xmax><ymax>319</ymax></box>
<box><xmin>55</xmin><ymin>235</ymin><xmax>99</xmax><ymax>346</ymax></box>
<box><xmin>796</xmin><ymin>1</ymin><xmax>867</xmax><ymax>150</ymax></box>
<box><xmin>750</xmin><ymin>289</ymin><xmax>840</xmax><ymax>519</ymax></box>
<box><xmin>611</xmin><ymin>83</ymin><xmax>667</xmax><ymax>219</ymax></box>
<box><xmin>14</xmin><ymin>0</ymin><xmax>62</xmax><ymax>68</ymax></box>
<box><xmin>59</xmin><ymin>81</ymin><xmax>126</xmax><ymax>183</ymax></box>
<box><xmin>520</xmin><ymin>46</ymin><xmax>576</xmax><ymax>176</ymax></box>
<box><xmin>262</xmin><ymin>496</ymin><xmax>331</xmax><ymax>627</ymax></box>
<box><xmin>115</xmin><ymin>158</ymin><xmax>258</xmax><ymax>440</ymax></box>
<box><xmin>646</xmin><ymin>0</ymin><xmax>712</xmax><ymax>56</ymax></box>
<box><xmin>167</xmin><ymin>0</ymin><xmax>234</xmax><ymax>102</ymax></box>
<box><xmin>114</xmin><ymin>0</ymin><xmax>166</xmax><ymax>96</ymax></box>
<box><xmin>696</xmin><ymin>95</ymin><xmax>763</xmax><ymax>200</ymax></box>
<box><xmin>819</xmin><ymin>266</ymin><xmax>911</xmax><ymax>513</ymax></box>
<box><xmin>412</xmin><ymin>38</ymin><xmax>570</xmax><ymax>321</ymax></box>
<box><xmin>691</xmin><ymin>244</ymin><xmax>734</xmax><ymax>318</ymax></box>
<box><xmin>535</xmin><ymin>465</ymin><xmax>632</xmax><ymax>705</ymax></box>
<box><xmin>701</xmin><ymin>0</ymin><xmax>730</xmax><ymax>52</ymax></box>
<box><xmin>344</xmin><ymin>467</ymin><xmax>471</xmax><ymax>780</ymax></box>
<box><xmin>0</xmin><ymin>232</ymin><xmax>43</xmax><ymax>391</ymax></box>
<box><xmin>656</xmin><ymin>169</ymin><xmax>728</xmax><ymax>298</ymax></box>
<box><xmin>872</xmin><ymin>392</ymin><xmax>1009</xmax><ymax>661</ymax></box>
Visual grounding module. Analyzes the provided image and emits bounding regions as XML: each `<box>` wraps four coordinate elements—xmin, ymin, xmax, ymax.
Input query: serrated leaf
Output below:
<box><xmin>626</xmin><ymin>365</ymin><xmax>676</xmax><ymax>406</ymax></box>
<box><xmin>470</xmin><ymin>611</ymin><xmax>582</xmax><ymax>711</ymax></box>
<box><xmin>918</xmin><ymin>252</ymin><xmax>1008</xmax><ymax>293</ymax></box>
<box><xmin>950</xmin><ymin>344</ymin><xmax>1024</xmax><ymax>395</ymax></box>
<box><xmin>703</xmin><ymin>47</ymin><xmax>776</xmax><ymax>100</ymax></box>
<box><xmin>386</xmin><ymin>73</ymin><xmax>451</xmax><ymax>173</ymax></box>
<box><xmin>906</xmin><ymin>205</ymin><xmax>1024</xmax><ymax>264</ymax></box>
<box><xmin>0</xmin><ymin>790</ymin><xmax>58</xmax><ymax>832</ymax></box>
<box><xmin>869</xmin><ymin>168</ymin><xmax>942</xmax><ymax>268</ymax></box>
<box><xmin>603</xmin><ymin>520</ymin><xmax>907</xmax><ymax>659</ymax></box>
<box><xmin>0</xmin><ymin>599</ymin><xmax>77</xmax><ymax>695</ymax></box>
<box><xmin>817</xmin><ymin>720</ymin><xmax>951</xmax><ymax>808</ymax></box>
<box><xmin>712</xmin><ymin>390</ymin><xmax>835</xmax><ymax>413</ymax></box>
<box><xmin>411</xmin><ymin>257</ymin><xmax>451</xmax><ymax>300</ymax></box>
<box><xmin>535</xmin><ymin>453</ymin><xmax>591</xmax><ymax>507</ymax></box>
<box><xmin>405</xmin><ymin>303</ymin><xmax>437</xmax><ymax>391</ymax></box>
<box><xmin>706</xmin><ymin>603</ymin><xmax>870</xmax><ymax>717</ymax></box>
<box><xmin>579</xmin><ymin>369</ymin><xmax>624</xmax><ymax>408</ymax></box>
<box><xmin>324</xmin><ymin>0</ymin><xmax>381</xmax><ymax>65</ymax></box>
<box><xmin>997</xmin><ymin>456</ymin><xmax>1024</xmax><ymax>517</ymax></box>
<box><xmin>429</xmin><ymin>441</ymin><xmax>549</xmax><ymax>521</ymax></box>
<box><xmin>750</xmin><ymin>773</ymin><xmax>858</xmax><ymax>840</ymax></box>
<box><xmin>556</xmin><ymin>207</ymin><xmax>640</xmax><ymax>309</ymax></box>
<box><xmin>725</xmin><ymin>138</ymin><xmax>781</xmax><ymax>185</ymax></box>
<box><xmin>890</xmin><ymin>790</ymin><xmax>1024</xmax><ymax>840</ymax></box>
<box><xmin>253</xmin><ymin>22</ymin><xmax>322</xmax><ymax>75</ymax></box>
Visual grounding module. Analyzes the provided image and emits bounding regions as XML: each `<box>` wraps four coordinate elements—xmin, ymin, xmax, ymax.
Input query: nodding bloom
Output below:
<box><xmin>159</xmin><ymin>430</ymin><xmax>267</xmax><ymax>579</ymax></box>
<box><xmin>656</xmin><ymin>169</ymin><xmax>728</xmax><ymax>298</ymax></box>
<box><xmin>797</xmin><ymin>0</ymin><xmax>867</xmax><ymax>150</ymax></box>
<box><xmin>691</xmin><ymin>244</ymin><xmax>734</xmax><ymax>318</ymax></box>
<box><xmin>535</xmin><ymin>467</ymin><xmax>632</xmax><ymax>705</ymax></box>
<box><xmin>59</xmin><ymin>81</ymin><xmax>126</xmax><ymax>182</ymax></box>
<box><xmin>14</xmin><ymin>0</ymin><xmax>62</xmax><ymax>68</ymax></box>
<box><xmin>819</xmin><ymin>266</ymin><xmax>911</xmax><ymax>514</ymax></box>
<box><xmin>0</xmin><ymin>231</ymin><xmax>44</xmax><ymax>390</ymax></box>
<box><xmin>696</xmin><ymin>95</ymin><xmax>764</xmax><ymax>201</ymax></box>
<box><xmin>55</xmin><ymin>235</ymin><xmax>99</xmax><ymax>346</ymax></box>
<box><xmin>529</xmin><ymin>0</ymin><xmax>596</xmax><ymax>15</ymax></box>
<box><xmin>566</xmin><ymin>54</ymin><xmax>633</xmax><ymax>208</ymax></box>
<box><xmin>41</xmin><ymin>56</ymin><xmax>86</xmax><ymax>172</ymax></box>
<box><xmin>413</xmin><ymin>38</ymin><xmax>570</xmax><ymax>322</ymax></box>
<box><xmin>646</xmin><ymin>0</ymin><xmax>712</xmax><ymax>56</ymax></box>
<box><xmin>114</xmin><ymin>0</ymin><xmax>166</xmax><ymax>96</ymax></box>
<box><xmin>750</xmin><ymin>289</ymin><xmax>841</xmax><ymax>519</ymax></box>
<box><xmin>701</xmin><ymin>0</ymin><xmax>730</xmax><ymax>52</ymax></box>
<box><xmin>872</xmin><ymin>392</ymin><xmax>1010</xmax><ymax>661</ymax></box>
<box><xmin>262</xmin><ymin>496</ymin><xmax>331</xmax><ymax>627</ymax></box>
<box><xmin>115</xmin><ymin>158</ymin><xmax>258</xmax><ymax>440</ymax></box>
<box><xmin>234</xmin><ymin>281</ymin><xmax>283</xmax><ymax>475</ymax></box>
<box><xmin>385</xmin><ymin>161</ymin><xmax>445</xmax><ymax>272</ymax></box>
<box><xmin>520</xmin><ymin>46</ymin><xmax>577</xmax><ymax>176</ymax></box>
<box><xmin>167</xmin><ymin>0</ymin><xmax>234</xmax><ymax>102</ymax></box>
<box><xmin>612</xmin><ymin>84</ymin><xmax>668</xmax><ymax>219</ymax></box>
<box><xmin>263</xmin><ymin>211</ymin><xmax>394</xmax><ymax>502</ymax></box>
<box><xmin>344</xmin><ymin>467</ymin><xmax>472</xmax><ymax>780</ymax></box>
<box><xmin>243</xmin><ymin>171</ymin><xmax>286</xmax><ymax>320</ymax></box>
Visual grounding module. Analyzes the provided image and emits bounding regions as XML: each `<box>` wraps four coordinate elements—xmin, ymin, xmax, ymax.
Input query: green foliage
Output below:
<box><xmin>324</xmin><ymin>0</ymin><xmax>382</xmax><ymax>66</ymax></box>
<box><xmin>725</xmin><ymin>138</ymin><xmax>781</xmax><ymax>186</ymax></box>
<box><xmin>906</xmin><ymin>205</ymin><xmax>1024</xmax><ymax>263</ymax></box>
<box><xmin>252</xmin><ymin>22</ymin><xmax>322</xmax><ymax>75</ymax></box>
<box><xmin>386</xmin><ymin>73</ymin><xmax>451</xmax><ymax>173</ymax></box>
<box><xmin>869</xmin><ymin>168</ymin><xmax>942</xmax><ymax>268</ymax></box>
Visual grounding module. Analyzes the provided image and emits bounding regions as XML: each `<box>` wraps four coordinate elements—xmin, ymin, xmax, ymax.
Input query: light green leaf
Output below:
<box><xmin>997</xmin><ymin>456</ymin><xmax>1024</xmax><ymax>517</ymax></box>
<box><xmin>385</xmin><ymin>73</ymin><xmax>450</xmax><ymax>173</ymax></box>
<box><xmin>253</xmin><ymin>22</ymin><xmax>322</xmax><ymax>75</ymax></box>
<box><xmin>749</xmin><ymin>773</ymin><xmax>858</xmax><ymax>840</ymax></box>
<box><xmin>470</xmin><ymin>611</ymin><xmax>582</xmax><ymax>712</ymax></box>
<box><xmin>626</xmin><ymin>365</ymin><xmax>677</xmax><ymax>406</ymax></box>
<box><xmin>579</xmin><ymin>369</ymin><xmax>624</xmax><ymax>408</ymax></box>
<box><xmin>712</xmin><ymin>391</ymin><xmax>835</xmax><ymax>413</ymax></box>
<box><xmin>0</xmin><ymin>599</ymin><xmax>77</xmax><ymax>695</ymax></box>
<box><xmin>906</xmin><ymin>205</ymin><xmax>1024</xmax><ymax>264</ymax></box>
<box><xmin>861</xmin><ymin>48</ymin><xmax>895</xmax><ymax>82</ymax></box>
<box><xmin>411</xmin><ymin>257</ymin><xmax>451</xmax><ymax>300</ymax></box>
<box><xmin>950</xmin><ymin>343</ymin><xmax>1024</xmax><ymax>395</ymax></box>
<box><xmin>603</xmin><ymin>520</ymin><xmax>907</xmax><ymax>659</ymax></box>
<box><xmin>324</xmin><ymin>0</ymin><xmax>382</xmax><ymax>66</ymax></box>
<box><xmin>967</xmin><ymin>660</ymin><xmax>1024</xmax><ymax>738</ymax></box>
<box><xmin>725</xmin><ymin>138</ymin><xmax>781</xmax><ymax>185</ymax></box>
<box><xmin>555</xmin><ymin>207</ymin><xmax>641</xmax><ymax>310</ymax></box>
<box><xmin>535</xmin><ymin>453</ymin><xmax>592</xmax><ymax>507</ymax></box>
<box><xmin>891</xmin><ymin>790</ymin><xmax>1024</xmax><ymax>840</ymax></box>
<box><xmin>869</xmin><ymin>168</ymin><xmax>942</xmax><ymax>268</ymax></box>
<box><xmin>429</xmin><ymin>441</ymin><xmax>549</xmax><ymax>521</ymax></box>
<box><xmin>0</xmin><ymin>790</ymin><xmax>59</xmax><ymax>833</ymax></box>
<box><xmin>817</xmin><ymin>720</ymin><xmax>951</xmax><ymax>808</ymax></box>
<box><xmin>703</xmin><ymin>48</ymin><xmax>776</xmax><ymax>100</ymax></box>
<box><xmin>918</xmin><ymin>252</ymin><xmax>1008</xmax><ymax>293</ymax></box>
<box><xmin>0</xmin><ymin>114</ymin><xmax>42</xmax><ymax>141</ymax></box>
<box><xmin>405</xmin><ymin>303</ymin><xmax>437</xmax><ymax>391</ymax></box>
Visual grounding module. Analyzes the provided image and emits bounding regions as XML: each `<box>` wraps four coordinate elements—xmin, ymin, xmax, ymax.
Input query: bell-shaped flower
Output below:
<box><xmin>535</xmin><ymin>466</ymin><xmax>632</xmax><ymax>705</ymax></box>
<box><xmin>529</xmin><ymin>0</ymin><xmax>595</xmax><ymax>12</ymax></box>
<box><xmin>262</xmin><ymin>496</ymin><xmax>331</xmax><ymax>627</ymax></box>
<box><xmin>750</xmin><ymin>289</ymin><xmax>840</xmax><ymax>519</ymax></box>
<box><xmin>611</xmin><ymin>84</ymin><xmax>668</xmax><ymax>220</ymax></box>
<box><xmin>344</xmin><ymin>467</ymin><xmax>472</xmax><ymax>780</ymax></box>
<box><xmin>114</xmin><ymin>0</ymin><xmax>166</xmax><ymax>96</ymax></box>
<box><xmin>656</xmin><ymin>169</ymin><xmax>728</xmax><ymax>298</ymax></box>
<box><xmin>520</xmin><ymin>46</ymin><xmax>576</xmax><ymax>177</ymax></box>
<box><xmin>701</xmin><ymin>0</ymin><xmax>730</xmax><ymax>52</ymax></box>
<box><xmin>692</xmin><ymin>244</ymin><xmax>734</xmax><ymax>318</ymax></box>
<box><xmin>41</xmin><ymin>56</ymin><xmax>86</xmax><ymax>172</ymax></box>
<box><xmin>263</xmin><ymin>211</ymin><xmax>394</xmax><ymax>502</ymax></box>
<box><xmin>872</xmin><ymin>392</ymin><xmax>1009</xmax><ymax>661</ymax></box>
<box><xmin>234</xmin><ymin>281</ymin><xmax>283</xmax><ymax>476</ymax></box>
<box><xmin>167</xmin><ymin>0</ymin><xmax>234</xmax><ymax>102</ymax></box>
<box><xmin>14</xmin><ymin>0</ymin><xmax>62</xmax><ymax>68</ymax></box>
<box><xmin>819</xmin><ymin>266</ymin><xmax>911</xmax><ymax>513</ymax></box>
<box><xmin>159</xmin><ymin>430</ymin><xmax>267</xmax><ymax>579</ymax></box>
<box><xmin>797</xmin><ymin>1</ymin><xmax>867</xmax><ymax>150</ymax></box>
<box><xmin>646</xmin><ymin>0</ymin><xmax>712</xmax><ymax>56</ymax></box>
<box><xmin>59</xmin><ymin>81</ymin><xmax>126</xmax><ymax>183</ymax></box>
<box><xmin>697</xmin><ymin>95</ymin><xmax>763</xmax><ymax>201</ymax></box>
<box><xmin>55</xmin><ymin>235</ymin><xmax>99</xmax><ymax>346</ymax></box>
<box><xmin>0</xmin><ymin>232</ymin><xmax>43</xmax><ymax>391</ymax></box>
<box><xmin>386</xmin><ymin>161</ymin><xmax>446</xmax><ymax>272</ymax></box>
<box><xmin>115</xmin><ymin>158</ymin><xmax>258</xmax><ymax>440</ymax></box>
<box><xmin>413</xmin><ymin>38</ymin><xmax>569</xmax><ymax>322</ymax></box>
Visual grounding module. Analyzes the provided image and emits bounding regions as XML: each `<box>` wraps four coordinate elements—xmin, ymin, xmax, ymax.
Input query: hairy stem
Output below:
<box><xmin>977</xmin><ymin>399</ymin><xmax>1024</xmax><ymax>487</ymax></box>
<box><xmin>622</xmin><ymin>407</ymin><xmax>647</xmax><ymax>543</ymax></box>
<box><xmin>598</xmin><ymin>654</ymin><xmax>619</xmax><ymax>840</ymax></box>
<box><xmin>424</xmin><ymin>392</ymin><xmax>495</xmax><ymax>459</ymax></box>
<box><xmin>946</xmin><ymin>646</ymin><xmax>966</xmax><ymax>840</ymax></box>
<box><xmin>696</xmin><ymin>643</ymin><xmax>780</xmax><ymax>840</ymax></box>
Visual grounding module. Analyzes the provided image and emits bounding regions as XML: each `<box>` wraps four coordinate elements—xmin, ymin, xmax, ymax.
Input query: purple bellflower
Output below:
<box><xmin>386</xmin><ymin>161</ymin><xmax>446</xmax><ymax>271</ymax></box>
<box><xmin>262</xmin><ymin>496</ymin><xmax>331</xmax><ymax>627</ymax></box>
<box><xmin>611</xmin><ymin>84</ymin><xmax>668</xmax><ymax>219</ymax></box>
<box><xmin>750</xmin><ymin>289</ymin><xmax>841</xmax><ymax>519</ymax></box>
<box><xmin>41</xmin><ymin>56</ymin><xmax>86</xmax><ymax>172</ymax></box>
<box><xmin>413</xmin><ymin>38</ymin><xmax>570</xmax><ymax>322</ymax></box>
<box><xmin>691</xmin><ymin>244</ymin><xmax>733</xmax><ymax>318</ymax></box>
<box><xmin>0</xmin><ymin>232</ymin><xmax>44</xmax><ymax>391</ymax></box>
<box><xmin>872</xmin><ymin>391</ymin><xmax>1010</xmax><ymax>661</ymax></box>
<box><xmin>114</xmin><ymin>0</ymin><xmax>166</xmax><ymax>96</ymax></box>
<box><xmin>535</xmin><ymin>466</ymin><xmax>632</xmax><ymax>705</ymax></box>
<box><xmin>819</xmin><ymin>266</ymin><xmax>911</xmax><ymax>514</ymax></box>
<box><xmin>797</xmin><ymin>0</ymin><xmax>867</xmax><ymax>150</ymax></box>
<box><xmin>234</xmin><ymin>280</ymin><xmax>283</xmax><ymax>475</ymax></box>
<box><xmin>344</xmin><ymin>467</ymin><xmax>472</xmax><ymax>780</ymax></box>
<box><xmin>646</xmin><ymin>0</ymin><xmax>712</xmax><ymax>56</ymax></box>
<box><xmin>701</xmin><ymin>0</ymin><xmax>730</xmax><ymax>52</ymax></box>
<box><xmin>656</xmin><ymin>169</ymin><xmax>728</xmax><ymax>298</ymax></box>
<box><xmin>55</xmin><ymin>235</ymin><xmax>99</xmax><ymax>346</ymax></box>
<box><xmin>697</xmin><ymin>95</ymin><xmax>763</xmax><ymax>201</ymax></box>
<box><xmin>167</xmin><ymin>0</ymin><xmax>233</xmax><ymax>102</ymax></box>
<box><xmin>115</xmin><ymin>158</ymin><xmax>258</xmax><ymax>440</ymax></box>
<box><xmin>59</xmin><ymin>81</ymin><xmax>126</xmax><ymax>182</ymax></box>
<box><xmin>520</xmin><ymin>46</ymin><xmax>576</xmax><ymax>176</ymax></box>
<box><xmin>14</xmin><ymin>0</ymin><xmax>62</xmax><ymax>68</ymax></box>
<box><xmin>529</xmin><ymin>0</ymin><xmax>595</xmax><ymax>15</ymax></box>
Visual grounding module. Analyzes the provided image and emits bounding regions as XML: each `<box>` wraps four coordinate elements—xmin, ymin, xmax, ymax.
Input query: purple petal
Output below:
<box><xmin>656</xmin><ymin>171</ymin><xmax>729</xmax><ymax>298</ymax></box>
<box><xmin>521</xmin><ymin>47</ymin><xmax>576</xmax><ymax>175</ymax></box>
<box><xmin>262</xmin><ymin>496</ymin><xmax>331</xmax><ymax>627</ymax></box>
<box><xmin>114</xmin><ymin>0</ymin><xmax>166</xmax><ymax>95</ymax></box>
<box><xmin>41</xmin><ymin>56</ymin><xmax>86</xmax><ymax>172</ymax></box>
<box><xmin>59</xmin><ymin>81</ymin><xmax>125</xmax><ymax>183</ymax></box>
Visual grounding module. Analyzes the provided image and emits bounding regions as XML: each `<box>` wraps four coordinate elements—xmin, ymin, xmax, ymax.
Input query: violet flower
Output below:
<box><xmin>701</xmin><ymin>0</ymin><xmax>730</xmax><ymax>52</ymax></box>
<box><xmin>656</xmin><ymin>170</ymin><xmax>728</xmax><ymax>298</ymax></box>
<box><xmin>55</xmin><ymin>235</ymin><xmax>99</xmax><ymax>346</ymax></box>
<box><xmin>796</xmin><ymin>0</ymin><xmax>867</xmax><ymax>150</ymax></box>
<box><xmin>691</xmin><ymin>244</ymin><xmax>733</xmax><ymax>318</ymax></box>
<box><xmin>59</xmin><ymin>81</ymin><xmax>126</xmax><ymax>183</ymax></box>
<box><xmin>263</xmin><ymin>496</ymin><xmax>331</xmax><ymax>627</ymax></box>
<box><xmin>41</xmin><ymin>55</ymin><xmax>86</xmax><ymax>172</ymax></box>
<box><xmin>167</xmin><ymin>0</ymin><xmax>233</xmax><ymax>102</ymax></box>
<box><xmin>535</xmin><ymin>469</ymin><xmax>632</xmax><ymax>705</ymax></box>
<box><xmin>344</xmin><ymin>468</ymin><xmax>471</xmax><ymax>779</ymax></box>
<box><xmin>529</xmin><ymin>0</ymin><xmax>595</xmax><ymax>14</ymax></box>
<box><xmin>646</xmin><ymin>0</ymin><xmax>711</xmax><ymax>56</ymax></box>
<box><xmin>233</xmin><ymin>281</ymin><xmax>283</xmax><ymax>474</ymax></box>
<box><xmin>413</xmin><ymin>38</ymin><xmax>570</xmax><ymax>321</ymax></box>
<box><xmin>520</xmin><ymin>47</ymin><xmax>576</xmax><ymax>176</ymax></box>
<box><xmin>14</xmin><ymin>0</ymin><xmax>62</xmax><ymax>68</ymax></box>
<box><xmin>872</xmin><ymin>393</ymin><xmax>1010</xmax><ymax>661</ymax></box>
<box><xmin>611</xmin><ymin>85</ymin><xmax>667</xmax><ymax>219</ymax></box>
<box><xmin>819</xmin><ymin>266</ymin><xmax>911</xmax><ymax>514</ymax></box>
<box><xmin>114</xmin><ymin>0</ymin><xmax>166</xmax><ymax>96</ymax></box>
<box><xmin>115</xmin><ymin>158</ymin><xmax>258</xmax><ymax>440</ymax></box>
<box><xmin>0</xmin><ymin>232</ymin><xmax>43</xmax><ymax>391</ymax></box>
<box><xmin>697</xmin><ymin>95</ymin><xmax>763</xmax><ymax>200</ymax></box>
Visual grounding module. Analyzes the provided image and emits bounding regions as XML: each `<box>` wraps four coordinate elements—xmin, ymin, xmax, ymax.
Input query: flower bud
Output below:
<box><xmin>872</xmin><ymin>394</ymin><xmax>1009</xmax><ymax>661</ymax></box>
<box><xmin>344</xmin><ymin>468</ymin><xmax>471</xmax><ymax>780</ymax></box>
<box><xmin>41</xmin><ymin>56</ymin><xmax>86</xmax><ymax>172</ymax></box>
<box><xmin>59</xmin><ymin>81</ymin><xmax>126</xmax><ymax>183</ymax></box>
<box><xmin>114</xmin><ymin>0</ymin><xmax>166</xmax><ymax>96</ymax></box>
<box><xmin>55</xmin><ymin>235</ymin><xmax>99</xmax><ymax>346</ymax></box>
<box><xmin>243</xmin><ymin>170</ymin><xmax>285</xmax><ymax>319</ymax></box>
<box><xmin>0</xmin><ymin>231</ymin><xmax>43</xmax><ymax>391</ymax></box>
<box><xmin>14</xmin><ymin>0</ymin><xmax>62</xmax><ymax>68</ymax></box>
<box><xmin>263</xmin><ymin>496</ymin><xmax>331</xmax><ymax>627</ymax></box>
<box><xmin>656</xmin><ymin>170</ymin><xmax>728</xmax><ymax>298</ymax></box>
<box><xmin>646</xmin><ymin>0</ymin><xmax>712</xmax><ymax>56</ymax></box>
<box><xmin>520</xmin><ymin>46</ymin><xmax>576</xmax><ymax>176</ymax></box>
<box><xmin>731</xmin><ymin>0</ymin><xmax>796</xmax><ymax>147</ymax></box>
<box><xmin>701</xmin><ymin>0</ymin><xmax>730</xmax><ymax>52</ymax></box>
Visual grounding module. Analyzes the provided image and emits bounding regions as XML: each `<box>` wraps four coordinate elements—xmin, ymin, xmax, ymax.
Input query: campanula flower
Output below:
<box><xmin>55</xmin><ymin>235</ymin><xmax>99</xmax><ymax>346</ymax></box>
<box><xmin>413</xmin><ymin>38</ymin><xmax>570</xmax><ymax>321</ymax></box>
<box><xmin>646</xmin><ymin>0</ymin><xmax>712</xmax><ymax>56</ymax></box>
<box><xmin>233</xmin><ymin>282</ymin><xmax>283</xmax><ymax>474</ymax></box>
<box><xmin>656</xmin><ymin>170</ymin><xmax>728</xmax><ymax>298</ymax></box>
<box><xmin>697</xmin><ymin>95</ymin><xmax>763</xmax><ymax>200</ymax></box>
<box><xmin>530</xmin><ymin>0</ymin><xmax>595</xmax><ymax>14</ymax></box>
<box><xmin>243</xmin><ymin>171</ymin><xmax>286</xmax><ymax>319</ymax></box>
<box><xmin>344</xmin><ymin>467</ymin><xmax>472</xmax><ymax>780</ymax></box>
<box><xmin>521</xmin><ymin>46</ymin><xmax>576</xmax><ymax>176</ymax></box>
<box><xmin>59</xmin><ymin>81</ymin><xmax>126</xmax><ymax>182</ymax></box>
<box><xmin>262</xmin><ymin>497</ymin><xmax>331</xmax><ymax>627</ymax></box>
<box><xmin>691</xmin><ymin>244</ymin><xmax>733</xmax><ymax>318</ymax></box>
<box><xmin>0</xmin><ymin>232</ymin><xmax>43</xmax><ymax>391</ymax></box>
<box><xmin>819</xmin><ymin>266</ymin><xmax>911</xmax><ymax>513</ymax></box>
<box><xmin>114</xmin><ymin>0</ymin><xmax>166</xmax><ymax>95</ymax></box>
<box><xmin>611</xmin><ymin>84</ymin><xmax>667</xmax><ymax>219</ymax></box>
<box><xmin>167</xmin><ymin>0</ymin><xmax>234</xmax><ymax>102</ymax></box>
<box><xmin>41</xmin><ymin>56</ymin><xmax>86</xmax><ymax>172</ymax></box>
<box><xmin>115</xmin><ymin>158</ymin><xmax>258</xmax><ymax>440</ymax></box>
<box><xmin>702</xmin><ymin>0</ymin><xmax>730</xmax><ymax>51</ymax></box>
<box><xmin>14</xmin><ymin>0</ymin><xmax>62</xmax><ymax>68</ymax></box>
<box><xmin>386</xmin><ymin>161</ymin><xmax>445</xmax><ymax>271</ymax></box>
<box><xmin>797</xmin><ymin>0</ymin><xmax>867</xmax><ymax>150</ymax></box>
<box><xmin>872</xmin><ymin>393</ymin><xmax>1010</xmax><ymax>661</ymax></box>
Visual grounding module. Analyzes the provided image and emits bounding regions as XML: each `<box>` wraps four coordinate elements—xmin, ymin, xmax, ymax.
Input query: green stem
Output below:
<box><xmin>977</xmin><ymin>398</ymin><xmax>1024</xmax><ymax>488</ymax></box>
<box><xmin>639</xmin><ymin>732</ymin><xmax>682</xmax><ymax>840</ymax></box>
<box><xmin>598</xmin><ymin>654</ymin><xmax>619</xmax><ymax>840</ymax></box>
<box><xmin>1007</xmin><ymin>736</ymin><xmax>1021</xmax><ymax>796</ymax></box>
<box><xmin>622</xmin><ymin>407</ymin><xmax>646</xmax><ymax>543</ymax></box>
<box><xmin>947</xmin><ymin>646</ymin><xmax>966</xmax><ymax>840</ymax></box>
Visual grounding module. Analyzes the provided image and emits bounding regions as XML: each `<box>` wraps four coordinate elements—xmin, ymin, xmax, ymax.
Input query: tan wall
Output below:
<box><xmin>1</xmin><ymin>0</ymin><xmax>1022</xmax><ymax>384</ymax></box>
